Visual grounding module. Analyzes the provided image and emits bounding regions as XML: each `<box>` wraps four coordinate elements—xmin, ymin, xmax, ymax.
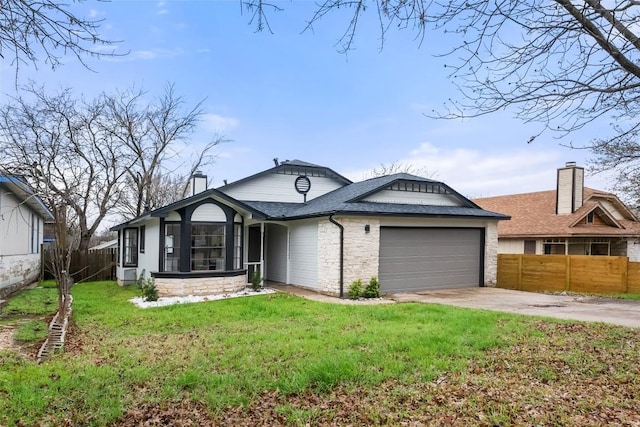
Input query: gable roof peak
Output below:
<box><xmin>279</xmin><ymin>159</ymin><xmax>322</xmax><ymax>168</ymax></box>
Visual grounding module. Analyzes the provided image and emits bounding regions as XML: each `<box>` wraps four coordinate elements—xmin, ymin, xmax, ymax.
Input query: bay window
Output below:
<box><xmin>191</xmin><ymin>224</ymin><xmax>225</xmax><ymax>271</ymax></box>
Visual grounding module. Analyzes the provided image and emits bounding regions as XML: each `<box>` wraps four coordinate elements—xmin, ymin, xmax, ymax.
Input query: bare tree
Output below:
<box><xmin>0</xmin><ymin>83</ymin><xmax>225</xmax><ymax>249</ymax></box>
<box><xmin>0</xmin><ymin>83</ymin><xmax>128</xmax><ymax>252</ymax></box>
<box><xmin>1</xmin><ymin>0</ymin><xmax>120</xmax><ymax>78</ymax></box>
<box><xmin>0</xmin><ymin>165</ymin><xmax>77</xmax><ymax>316</ymax></box>
<box><xmin>368</xmin><ymin>161</ymin><xmax>435</xmax><ymax>179</ymax></box>
<box><xmin>102</xmin><ymin>84</ymin><xmax>226</xmax><ymax>218</ymax></box>
<box><xmin>245</xmin><ymin>0</ymin><xmax>640</xmax><ymax>192</ymax></box>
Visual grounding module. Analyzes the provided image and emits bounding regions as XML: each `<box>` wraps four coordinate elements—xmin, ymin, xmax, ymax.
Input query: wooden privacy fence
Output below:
<box><xmin>497</xmin><ymin>254</ymin><xmax>640</xmax><ymax>294</ymax></box>
<box><xmin>42</xmin><ymin>248</ymin><xmax>117</xmax><ymax>283</ymax></box>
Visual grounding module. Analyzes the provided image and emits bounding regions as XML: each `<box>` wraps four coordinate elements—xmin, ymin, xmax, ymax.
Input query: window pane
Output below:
<box><xmin>164</xmin><ymin>223</ymin><xmax>180</xmax><ymax>272</ymax></box>
<box><xmin>191</xmin><ymin>224</ymin><xmax>225</xmax><ymax>271</ymax></box>
<box><xmin>524</xmin><ymin>240</ymin><xmax>536</xmax><ymax>254</ymax></box>
<box><xmin>234</xmin><ymin>224</ymin><xmax>242</xmax><ymax>269</ymax></box>
<box><xmin>124</xmin><ymin>228</ymin><xmax>138</xmax><ymax>266</ymax></box>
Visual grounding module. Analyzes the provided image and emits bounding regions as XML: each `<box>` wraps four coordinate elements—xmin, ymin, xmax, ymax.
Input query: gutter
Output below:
<box><xmin>328</xmin><ymin>213</ymin><xmax>345</xmax><ymax>299</ymax></box>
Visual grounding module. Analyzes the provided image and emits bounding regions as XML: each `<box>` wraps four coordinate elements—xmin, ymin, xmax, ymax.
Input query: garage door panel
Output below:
<box><xmin>379</xmin><ymin>227</ymin><xmax>482</xmax><ymax>292</ymax></box>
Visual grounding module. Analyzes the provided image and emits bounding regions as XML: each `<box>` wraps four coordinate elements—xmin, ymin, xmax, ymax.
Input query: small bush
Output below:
<box><xmin>362</xmin><ymin>277</ymin><xmax>381</xmax><ymax>298</ymax></box>
<box><xmin>137</xmin><ymin>274</ymin><xmax>159</xmax><ymax>302</ymax></box>
<box><xmin>348</xmin><ymin>279</ymin><xmax>363</xmax><ymax>299</ymax></box>
<box><xmin>251</xmin><ymin>271</ymin><xmax>263</xmax><ymax>292</ymax></box>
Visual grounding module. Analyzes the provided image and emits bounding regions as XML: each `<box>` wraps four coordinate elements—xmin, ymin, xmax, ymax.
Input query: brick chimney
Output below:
<box><xmin>190</xmin><ymin>171</ymin><xmax>207</xmax><ymax>196</ymax></box>
<box><xmin>556</xmin><ymin>161</ymin><xmax>584</xmax><ymax>214</ymax></box>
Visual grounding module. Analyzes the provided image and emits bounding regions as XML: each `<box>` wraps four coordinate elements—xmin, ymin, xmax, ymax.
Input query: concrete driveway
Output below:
<box><xmin>387</xmin><ymin>287</ymin><xmax>640</xmax><ymax>328</ymax></box>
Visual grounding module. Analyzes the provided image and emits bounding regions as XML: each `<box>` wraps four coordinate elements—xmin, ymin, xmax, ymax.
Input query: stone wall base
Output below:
<box><xmin>0</xmin><ymin>254</ymin><xmax>40</xmax><ymax>299</ymax></box>
<box><xmin>154</xmin><ymin>274</ymin><xmax>247</xmax><ymax>297</ymax></box>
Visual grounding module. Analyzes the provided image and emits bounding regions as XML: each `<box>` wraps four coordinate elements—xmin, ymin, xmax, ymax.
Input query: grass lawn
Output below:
<box><xmin>1</xmin><ymin>281</ymin><xmax>639</xmax><ymax>426</ymax></box>
<box><xmin>0</xmin><ymin>285</ymin><xmax>58</xmax><ymax>345</ymax></box>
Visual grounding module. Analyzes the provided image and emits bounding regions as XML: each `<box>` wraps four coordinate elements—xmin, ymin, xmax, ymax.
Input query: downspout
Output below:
<box><xmin>328</xmin><ymin>213</ymin><xmax>344</xmax><ymax>298</ymax></box>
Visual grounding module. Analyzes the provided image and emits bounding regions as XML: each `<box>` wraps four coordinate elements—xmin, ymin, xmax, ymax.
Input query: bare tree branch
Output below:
<box><xmin>0</xmin><ymin>0</ymin><xmax>123</xmax><ymax>82</ymax></box>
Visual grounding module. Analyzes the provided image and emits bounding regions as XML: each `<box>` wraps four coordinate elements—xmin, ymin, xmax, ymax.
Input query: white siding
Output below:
<box><xmin>0</xmin><ymin>187</ymin><xmax>46</xmax><ymax>293</ymax></box>
<box><xmin>556</xmin><ymin>168</ymin><xmax>573</xmax><ymax>214</ymax></box>
<box><xmin>0</xmin><ymin>189</ymin><xmax>33</xmax><ymax>256</ymax></box>
<box><xmin>627</xmin><ymin>239</ymin><xmax>640</xmax><ymax>262</ymax></box>
<box><xmin>137</xmin><ymin>220</ymin><xmax>160</xmax><ymax>278</ymax></box>
<box><xmin>221</xmin><ymin>174</ymin><xmax>344</xmax><ymax>202</ymax></box>
<box><xmin>166</xmin><ymin>211</ymin><xmax>181</xmax><ymax>221</ymax></box>
<box><xmin>363</xmin><ymin>190</ymin><xmax>462</xmax><ymax>206</ymax></box>
<box><xmin>192</xmin><ymin>203</ymin><xmax>226</xmax><ymax>222</ymax></box>
<box><xmin>557</xmin><ymin>166</ymin><xmax>584</xmax><ymax>214</ymax></box>
<box><xmin>574</xmin><ymin>168</ymin><xmax>584</xmax><ymax>209</ymax></box>
<box><xmin>266</xmin><ymin>224</ymin><xmax>287</xmax><ymax>283</ymax></box>
<box><xmin>287</xmin><ymin>220</ymin><xmax>318</xmax><ymax>288</ymax></box>
<box><xmin>498</xmin><ymin>239</ymin><xmax>525</xmax><ymax>254</ymax></box>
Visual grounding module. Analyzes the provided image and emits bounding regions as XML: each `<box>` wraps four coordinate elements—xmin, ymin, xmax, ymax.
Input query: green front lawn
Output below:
<box><xmin>1</xmin><ymin>281</ymin><xmax>638</xmax><ymax>426</ymax></box>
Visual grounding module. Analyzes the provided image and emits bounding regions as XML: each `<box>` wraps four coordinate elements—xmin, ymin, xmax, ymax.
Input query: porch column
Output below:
<box><xmin>260</xmin><ymin>222</ymin><xmax>266</xmax><ymax>280</ymax></box>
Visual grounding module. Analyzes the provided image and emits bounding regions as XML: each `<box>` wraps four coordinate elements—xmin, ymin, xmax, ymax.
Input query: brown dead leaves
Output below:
<box><xmin>113</xmin><ymin>320</ymin><xmax>640</xmax><ymax>426</ymax></box>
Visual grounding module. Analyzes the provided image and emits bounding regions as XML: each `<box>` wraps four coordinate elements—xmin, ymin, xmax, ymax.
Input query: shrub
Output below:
<box><xmin>362</xmin><ymin>277</ymin><xmax>381</xmax><ymax>298</ymax></box>
<box><xmin>251</xmin><ymin>270</ymin><xmax>263</xmax><ymax>292</ymax></box>
<box><xmin>348</xmin><ymin>279</ymin><xmax>363</xmax><ymax>300</ymax></box>
<box><xmin>137</xmin><ymin>273</ymin><xmax>159</xmax><ymax>302</ymax></box>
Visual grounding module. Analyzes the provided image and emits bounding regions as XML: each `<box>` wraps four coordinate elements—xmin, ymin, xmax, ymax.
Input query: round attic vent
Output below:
<box><xmin>294</xmin><ymin>175</ymin><xmax>311</xmax><ymax>195</ymax></box>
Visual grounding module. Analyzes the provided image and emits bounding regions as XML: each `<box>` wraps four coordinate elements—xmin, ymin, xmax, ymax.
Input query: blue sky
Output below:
<box><xmin>0</xmin><ymin>0</ymin><xmax>615</xmax><ymax>205</ymax></box>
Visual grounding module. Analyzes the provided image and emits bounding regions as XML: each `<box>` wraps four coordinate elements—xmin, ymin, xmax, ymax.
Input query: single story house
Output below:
<box><xmin>0</xmin><ymin>176</ymin><xmax>53</xmax><ymax>298</ymax></box>
<box><xmin>112</xmin><ymin>159</ymin><xmax>509</xmax><ymax>297</ymax></box>
<box><xmin>474</xmin><ymin>162</ymin><xmax>640</xmax><ymax>260</ymax></box>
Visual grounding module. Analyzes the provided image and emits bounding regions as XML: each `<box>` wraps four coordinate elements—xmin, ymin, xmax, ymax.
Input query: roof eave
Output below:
<box><xmin>218</xmin><ymin>162</ymin><xmax>352</xmax><ymax>191</ymax></box>
<box><xmin>0</xmin><ymin>178</ymin><xmax>54</xmax><ymax>220</ymax></box>
<box><xmin>266</xmin><ymin>210</ymin><xmax>510</xmax><ymax>221</ymax></box>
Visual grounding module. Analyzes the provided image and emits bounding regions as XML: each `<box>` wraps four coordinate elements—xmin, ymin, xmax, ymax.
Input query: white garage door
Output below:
<box><xmin>379</xmin><ymin>227</ymin><xmax>483</xmax><ymax>293</ymax></box>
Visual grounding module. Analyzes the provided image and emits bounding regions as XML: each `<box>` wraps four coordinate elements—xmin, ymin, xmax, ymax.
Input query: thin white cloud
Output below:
<box><xmin>104</xmin><ymin>48</ymin><xmax>184</xmax><ymax>62</ymax></box>
<box><xmin>157</xmin><ymin>1</ymin><xmax>169</xmax><ymax>14</ymax></box>
<box><xmin>202</xmin><ymin>114</ymin><xmax>239</xmax><ymax>132</ymax></box>
<box><xmin>345</xmin><ymin>141</ymin><xmax>569</xmax><ymax>198</ymax></box>
<box><xmin>88</xmin><ymin>9</ymin><xmax>101</xmax><ymax>18</ymax></box>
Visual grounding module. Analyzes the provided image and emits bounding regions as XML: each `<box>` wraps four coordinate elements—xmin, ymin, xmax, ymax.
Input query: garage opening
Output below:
<box><xmin>378</xmin><ymin>227</ymin><xmax>483</xmax><ymax>293</ymax></box>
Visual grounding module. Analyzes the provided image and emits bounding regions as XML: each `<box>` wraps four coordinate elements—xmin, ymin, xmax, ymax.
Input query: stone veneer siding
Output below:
<box><xmin>483</xmin><ymin>221</ymin><xmax>498</xmax><ymax>287</ymax></box>
<box><xmin>154</xmin><ymin>274</ymin><xmax>247</xmax><ymax>297</ymax></box>
<box><xmin>317</xmin><ymin>217</ymin><xmax>380</xmax><ymax>296</ymax></box>
<box><xmin>0</xmin><ymin>254</ymin><xmax>40</xmax><ymax>299</ymax></box>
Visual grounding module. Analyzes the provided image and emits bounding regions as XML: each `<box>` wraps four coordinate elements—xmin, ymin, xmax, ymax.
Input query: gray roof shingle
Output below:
<box><xmin>243</xmin><ymin>173</ymin><xmax>509</xmax><ymax>220</ymax></box>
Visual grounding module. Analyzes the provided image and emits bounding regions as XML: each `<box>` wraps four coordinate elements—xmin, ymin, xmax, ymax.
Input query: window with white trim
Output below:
<box><xmin>123</xmin><ymin>228</ymin><xmax>138</xmax><ymax>267</ymax></box>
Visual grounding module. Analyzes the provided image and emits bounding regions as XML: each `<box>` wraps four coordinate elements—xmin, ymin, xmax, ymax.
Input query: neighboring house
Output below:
<box><xmin>88</xmin><ymin>239</ymin><xmax>118</xmax><ymax>252</ymax></box>
<box><xmin>0</xmin><ymin>176</ymin><xmax>54</xmax><ymax>298</ymax></box>
<box><xmin>112</xmin><ymin>159</ymin><xmax>509</xmax><ymax>297</ymax></box>
<box><xmin>474</xmin><ymin>162</ymin><xmax>640</xmax><ymax>260</ymax></box>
